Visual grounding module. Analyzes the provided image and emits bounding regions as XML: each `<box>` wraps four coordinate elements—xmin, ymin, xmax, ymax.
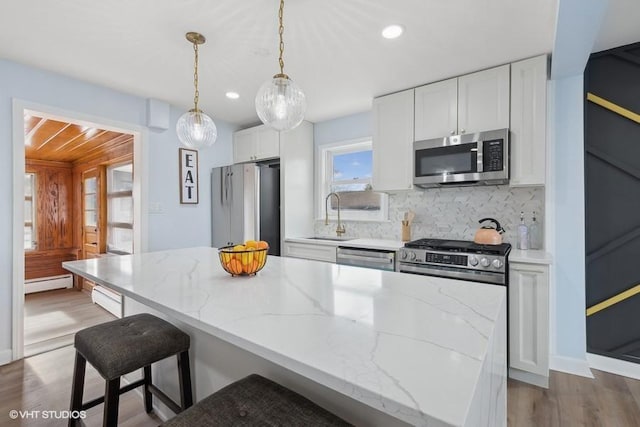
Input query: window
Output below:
<box><xmin>24</xmin><ymin>173</ymin><xmax>36</xmax><ymax>250</ymax></box>
<box><xmin>318</xmin><ymin>138</ymin><xmax>387</xmax><ymax>221</ymax></box>
<box><xmin>107</xmin><ymin>163</ymin><xmax>133</xmax><ymax>254</ymax></box>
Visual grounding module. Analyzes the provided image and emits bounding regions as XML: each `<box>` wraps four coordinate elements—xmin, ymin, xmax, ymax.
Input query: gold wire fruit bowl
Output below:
<box><xmin>218</xmin><ymin>245</ymin><xmax>269</xmax><ymax>276</ymax></box>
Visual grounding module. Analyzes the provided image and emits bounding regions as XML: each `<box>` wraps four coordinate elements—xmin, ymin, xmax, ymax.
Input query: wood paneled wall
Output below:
<box><xmin>25</xmin><ymin>159</ymin><xmax>78</xmax><ymax>280</ymax></box>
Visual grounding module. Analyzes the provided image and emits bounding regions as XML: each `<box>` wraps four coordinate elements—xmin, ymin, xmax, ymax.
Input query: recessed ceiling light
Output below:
<box><xmin>226</xmin><ymin>91</ymin><xmax>240</xmax><ymax>100</ymax></box>
<box><xmin>382</xmin><ymin>24</ymin><xmax>404</xmax><ymax>39</ymax></box>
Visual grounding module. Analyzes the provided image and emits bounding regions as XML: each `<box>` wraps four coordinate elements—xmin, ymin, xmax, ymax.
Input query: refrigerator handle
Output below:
<box><xmin>224</xmin><ymin>168</ymin><xmax>229</xmax><ymax>204</ymax></box>
<box><xmin>229</xmin><ymin>170</ymin><xmax>233</xmax><ymax>202</ymax></box>
<box><xmin>221</xmin><ymin>168</ymin><xmax>226</xmax><ymax>205</ymax></box>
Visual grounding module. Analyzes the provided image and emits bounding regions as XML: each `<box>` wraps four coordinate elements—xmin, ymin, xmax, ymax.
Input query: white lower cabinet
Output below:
<box><xmin>509</xmin><ymin>262</ymin><xmax>550</xmax><ymax>387</ymax></box>
<box><xmin>283</xmin><ymin>242</ymin><xmax>336</xmax><ymax>263</ymax></box>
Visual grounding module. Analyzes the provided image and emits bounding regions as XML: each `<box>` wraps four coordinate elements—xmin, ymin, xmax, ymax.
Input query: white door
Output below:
<box><xmin>255</xmin><ymin>125</ymin><xmax>280</xmax><ymax>161</ymax></box>
<box><xmin>458</xmin><ymin>64</ymin><xmax>510</xmax><ymax>134</ymax></box>
<box><xmin>372</xmin><ymin>89</ymin><xmax>415</xmax><ymax>191</ymax></box>
<box><xmin>414</xmin><ymin>78</ymin><xmax>458</xmax><ymax>140</ymax></box>
<box><xmin>233</xmin><ymin>128</ymin><xmax>256</xmax><ymax>163</ymax></box>
<box><xmin>509</xmin><ymin>263</ymin><xmax>549</xmax><ymax>377</ymax></box>
<box><xmin>510</xmin><ymin>55</ymin><xmax>547</xmax><ymax>186</ymax></box>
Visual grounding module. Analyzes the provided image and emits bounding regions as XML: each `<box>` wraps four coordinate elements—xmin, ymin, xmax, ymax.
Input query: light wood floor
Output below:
<box><xmin>508</xmin><ymin>369</ymin><xmax>640</xmax><ymax>426</ymax></box>
<box><xmin>0</xmin><ymin>345</ymin><xmax>161</xmax><ymax>426</ymax></box>
<box><xmin>24</xmin><ymin>288</ymin><xmax>116</xmax><ymax>356</ymax></box>
<box><xmin>2</xmin><ymin>343</ymin><xmax>640</xmax><ymax>427</ymax></box>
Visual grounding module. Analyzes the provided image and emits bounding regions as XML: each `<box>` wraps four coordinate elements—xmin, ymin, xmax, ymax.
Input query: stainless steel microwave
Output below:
<box><xmin>413</xmin><ymin>128</ymin><xmax>509</xmax><ymax>188</ymax></box>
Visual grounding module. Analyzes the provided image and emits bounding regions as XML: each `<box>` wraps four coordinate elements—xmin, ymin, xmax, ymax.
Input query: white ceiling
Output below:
<box><xmin>0</xmin><ymin>1</ymin><xmax>637</xmax><ymax>127</ymax></box>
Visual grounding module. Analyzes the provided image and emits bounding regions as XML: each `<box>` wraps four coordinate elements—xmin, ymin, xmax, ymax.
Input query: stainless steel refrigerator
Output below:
<box><xmin>211</xmin><ymin>163</ymin><xmax>281</xmax><ymax>255</ymax></box>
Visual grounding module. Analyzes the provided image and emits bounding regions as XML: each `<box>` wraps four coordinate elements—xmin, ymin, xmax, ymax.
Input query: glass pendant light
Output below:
<box><xmin>255</xmin><ymin>0</ymin><xmax>306</xmax><ymax>131</ymax></box>
<box><xmin>176</xmin><ymin>32</ymin><xmax>217</xmax><ymax>149</ymax></box>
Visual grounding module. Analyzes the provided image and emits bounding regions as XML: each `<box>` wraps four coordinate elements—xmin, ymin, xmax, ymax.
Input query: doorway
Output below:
<box><xmin>12</xmin><ymin>101</ymin><xmax>148</xmax><ymax>361</ymax></box>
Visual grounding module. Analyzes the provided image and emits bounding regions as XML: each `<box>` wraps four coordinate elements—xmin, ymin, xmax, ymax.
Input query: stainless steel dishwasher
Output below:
<box><xmin>336</xmin><ymin>246</ymin><xmax>397</xmax><ymax>271</ymax></box>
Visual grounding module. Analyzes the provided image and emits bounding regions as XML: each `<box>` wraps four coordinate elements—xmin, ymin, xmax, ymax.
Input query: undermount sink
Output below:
<box><xmin>305</xmin><ymin>236</ymin><xmax>355</xmax><ymax>242</ymax></box>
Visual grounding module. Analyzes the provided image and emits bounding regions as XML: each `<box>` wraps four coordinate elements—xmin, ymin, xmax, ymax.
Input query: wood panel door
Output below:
<box><xmin>585</xmin><ymin>41</ymin><xmax>640</xmax><ymax>364</ymax></box>
<box><xmin>82</xmin><ymin>168</ymin><xmax>106</xmax><ymax>259</ymax></box>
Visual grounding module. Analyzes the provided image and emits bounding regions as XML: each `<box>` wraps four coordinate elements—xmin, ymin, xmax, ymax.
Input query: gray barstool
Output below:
<box><xmin>69</xmin><ymin>313</ymin><xmax>193</xmax><ymax>426</ymax></box>
<box><xmin>162</xmin><ymin>374</ymin><xmax>353</xmax><ymax>426</ymax></box>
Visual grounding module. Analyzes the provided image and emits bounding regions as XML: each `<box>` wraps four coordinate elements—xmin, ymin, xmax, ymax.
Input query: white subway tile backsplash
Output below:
<box><xmin>315</xmin><ymin>186</ymin><xmax>544</xmax><ymax>247</ymax></box>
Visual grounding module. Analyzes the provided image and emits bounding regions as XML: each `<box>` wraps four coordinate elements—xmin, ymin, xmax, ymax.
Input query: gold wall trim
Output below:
<box><xmin>587</xmin><ymin>92</ymin><xmax>640</xmax><ymax>124</ymax></box>
<box><xmin>587</xmin><ymin>284</ymin><xmax>640</xmax><ymax>316</ymax></box>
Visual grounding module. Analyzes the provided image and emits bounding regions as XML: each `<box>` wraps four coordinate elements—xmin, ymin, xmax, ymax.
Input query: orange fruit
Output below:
<box><xmin>256</xmin><ymin>241</ymin><xmax>269</xmax><ymax>250</ymax></box>
<box><xmin>228</xmin><ymin>258</ymin><xmax>243</xmax><ymax>275</ymax></box>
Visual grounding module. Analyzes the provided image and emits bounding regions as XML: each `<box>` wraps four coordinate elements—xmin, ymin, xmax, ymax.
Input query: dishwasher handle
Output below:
<box><xmin>336</xmin><ymin>247</ymin><xmax>396</xmax><ymax>270</ymax></box>
<box><xmin>338</xmin><ymin>253</ymin><xmax>394</xmax><ymax>264</ymax></box>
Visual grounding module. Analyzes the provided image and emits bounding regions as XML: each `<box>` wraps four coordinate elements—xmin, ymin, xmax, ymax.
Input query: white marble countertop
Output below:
<box><xmin>509</xmin><ymin>249</ymin><xmax>553</xmax><ymax>265</ymax></box>
<box><xmin>63</xmin><ymin>247</ymin><xmax>506</xmax><ymax>426</ymax></box>
<box><xmin>286</xmin><ymin>237</ymin><xmax>405</xmax><ymax>251</ymax></box>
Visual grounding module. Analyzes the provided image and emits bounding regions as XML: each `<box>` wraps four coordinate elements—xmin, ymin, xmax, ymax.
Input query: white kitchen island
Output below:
<box><xmin>63</xmin><ymin>247</ymin><xmax>506</xmax><ymax>427</ymax></box>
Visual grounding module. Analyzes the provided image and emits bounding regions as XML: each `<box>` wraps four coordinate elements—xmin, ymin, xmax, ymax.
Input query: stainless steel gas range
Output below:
<box><xmin>398</xmin><ymin>238</ymin><xmax>512</xmax><ymax>286</ymax></box>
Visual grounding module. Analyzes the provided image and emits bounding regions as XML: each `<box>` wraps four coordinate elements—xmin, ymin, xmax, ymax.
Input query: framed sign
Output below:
<box><xmin>179</xmin><ymin>148</ymin><xmax>199</xmax><ymax>204</ymax></box>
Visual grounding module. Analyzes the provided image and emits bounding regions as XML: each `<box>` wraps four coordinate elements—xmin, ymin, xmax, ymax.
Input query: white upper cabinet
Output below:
<box><xmin>233</xmin><ymin>125</ymin><xmax>280</xmax><ymax>163</ymax></box>
<box><xmin>372</xmin><ymin>89</ymin><xmax>414</xmax><ymax>192</ymax></box>
<box><xmin>510</xmin><ymin>55</ymin><xmax>548</xmax><ymax>186</ymax></box>
<box><xmin>415</xmin><ymin>65</ymin><xmax>510</xmax><ymax>141</ymax></box>
<box><xmin>414</xmin><ymin>78</ymin><xmax>458</xmax><ymax>141</ymax></box>
<box><xmin>457</xmin><ymin>64</ymin><xmax>510</xmax><ymax>134</ymax></box>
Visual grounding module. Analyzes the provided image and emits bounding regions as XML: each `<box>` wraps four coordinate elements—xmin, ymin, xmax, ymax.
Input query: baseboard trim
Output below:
<box><xmin>509</xmin><ymin>368</ymin><xmax>549</xmax><ymax>388</ymax></box>
<box><xmin>0</xmin><ymin>349</ymin><xmax>13</xmax><ymax>366</ymax></box>
<box><xmin>587</xmin><ymin>353</ymin><xmax>640</xmax><ymax>380</ymax></box>
<box><xmin>550</xmin><ymin>355</ymin><xmax>594</xmax><ymax>378</ymax></box>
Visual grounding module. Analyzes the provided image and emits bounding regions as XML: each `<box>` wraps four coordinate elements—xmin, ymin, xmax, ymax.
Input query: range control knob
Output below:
<box><xmin>409</xmin><ymin>251</ymin><xmax>417</xmax><ymax>261</ymax></box>
<box><xmin>492</xmin><ymin>259</ymin><xmax>503</xmax><ymax>269</ymax></box>
<box><xmin>480</xmin><ymin>257</ymin><xmax>490</xmax><ymax>267</ymax></box>
<box><xmin>468</xmin><ymin>256</ymin><xmax>479</xmax><ymax>266</ymax></box>
<box><xmin>401</xmin><ymin>250</ymin><xmax>408</xmax><ymax>260</ymax></box>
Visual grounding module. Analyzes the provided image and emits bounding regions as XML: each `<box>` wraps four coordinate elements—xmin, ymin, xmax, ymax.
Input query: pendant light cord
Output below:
<box><xmin>278</xmin><ymin>0</ymin><xmax>285</xmax><ymax>75</ymax></box>
<box><xmin>193</xmin><ymin>41</ymin><xmax>200</xmax><ymax>112</ymax></box>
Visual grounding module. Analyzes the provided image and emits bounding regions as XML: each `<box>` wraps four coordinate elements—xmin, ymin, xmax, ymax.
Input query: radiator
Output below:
<box><xmin>92</xmin><ymin>285</ymin><xmax>123</xmax><ymax>318</ymax></box>
<box><xmin>24</xmin><ymin>274</ymin><xmax>73</xmax><ymax>294</ymax></box>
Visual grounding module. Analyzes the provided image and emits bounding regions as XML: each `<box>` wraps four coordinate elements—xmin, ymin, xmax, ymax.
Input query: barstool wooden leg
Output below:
<box><xmin>177</xmin><ymin>351</ymin><xmax>193</xmax><ymax>410</ymax></box>
<box><xmin>103</xmin><ymin>377</ymin><xmax>121</xmax><ymax>427</ymax></box>
<box><xmin>69</xmin><ymin>352</ymin><xmax>86</xmax><ymax>427</ymax></box>
<box><xmin>143</xmin><ymin>366</ymin><xmax>153</xmax><ymax>413</ymax></box>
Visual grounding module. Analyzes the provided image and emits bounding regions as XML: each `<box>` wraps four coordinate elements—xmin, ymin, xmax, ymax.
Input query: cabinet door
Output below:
<box><xmin>255</xmin><ymin>125</ymin><xmax>280</xmax><ymax>160</ymax></box>
<box><xmin>283</xmin><ymin>242</ymin><xmax>336</xmax><ymax>263</ymax></box>
<box><xmin>372</xmin><ymin>89</ymin><xmax>414</xmax><ymax>191</ymax></box>
<box><xmin>458</xmin><ymin>64</ymin><xmax>510</xmax><ymax>134</ymax></box>
<box><xmin>509</xmin><ymin>263</ymin><xmax>549</xmax><ymax>377</ymax></box>
<box><xmin>414</xmin><ymin>78</ymin><xmax>458</xmax><ymax>140</ymax></box>
<box><xmin>510</xmin><ymin>55</ymin><xmax>547</xmax><ymax>186</ymax></box>
<box><xmin>233</xmin><ymin>128</ymin><xmax>256</xmax><ymax>163</ymax></box>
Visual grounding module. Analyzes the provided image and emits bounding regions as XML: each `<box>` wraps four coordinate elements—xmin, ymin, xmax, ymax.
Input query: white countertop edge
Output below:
<box><xmin>509</xmin><ymin>249</ymin><xmax>553</xmax><ymax>265</ymax></box>
<box><xmin>285</xmin><ymin>237</ymin><xmax>405</xmax><ymax>251</ymax></box>
<box><xmin>63</xmin><ymin>260</ymin><xmax>442</xmax><ymax>426</ymax></box>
